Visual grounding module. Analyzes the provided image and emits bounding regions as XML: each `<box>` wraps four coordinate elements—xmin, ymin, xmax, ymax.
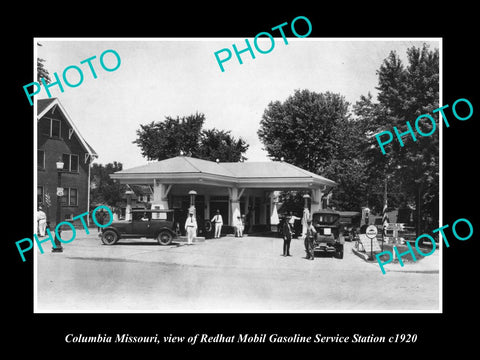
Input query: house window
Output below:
<box><xmin>69</xmin><ymin>188</ymin><xmax>78</xmax><ymax>206</ymax></box>
<box><xmin>60</xmin><ymin>188</ymin><xmax>68</xmax><ymax>205</ymax></box>
<box><xmin>38</xmin><ymin>150</ymin><xmax>45</xmax><ymax>169</ymax></box>
<box><xmin>51</xmin><ymin>119</ymin><xmax>61</xmax><ymax>138</ymax></box>
<box><xmin>62</xmin><ymin>154</ymin><xmax>79</xmax><ymax>173</ymax></box>
<box><xmin>71</xmin><ymin>154</ymin><xmax>79</xmax><ymax>172</ymax></box>
<box><xmin>37</xmin><ymin>186</ymin><xmax>44</xmax><ymax>204</ymax></box>
<box><xmin>60</xmin><ymin>188</ymin><xmax>79</xmax><ymax>206</ymax></box>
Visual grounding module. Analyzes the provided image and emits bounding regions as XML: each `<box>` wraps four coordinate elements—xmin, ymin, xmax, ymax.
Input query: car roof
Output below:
<box><xmin>312</xmin><ymin>208</ymin><xmax>340</xmax><ymax>215</ymax></box>
<box><xmin>131</xmin><ymin>209</ymin><xmax>174</xmax><ymax>213</ymax></box>
<box><xmin>338</xmin><ymin>211</ymin><xmax>361</xmax><ymax>217</ymax></box>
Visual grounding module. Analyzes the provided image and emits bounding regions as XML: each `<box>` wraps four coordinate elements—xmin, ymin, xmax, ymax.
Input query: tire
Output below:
<box><xmin>157</xmin><ymin>231</ymin><xmax>173</xmax><ymax>245</ymax></box>
<box><xmin>101</xmin><ymin>230</ymin><xmax>118</xmax><ymax>245</ymax></box>
<box><xmin>204</xmin><ymin>220</ymin><xmax>212</xmax><ymax>233</ymax></box>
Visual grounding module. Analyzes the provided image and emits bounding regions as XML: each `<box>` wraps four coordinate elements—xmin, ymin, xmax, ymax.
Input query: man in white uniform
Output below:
<box><xmin>37</xmin><ymin>206</ymin><xmax>47</xmax><ymax>236</ymax></box>
<box><xmin>211</xmin><ymin>209</ymin><xmax>223</xmax><ymax>238</ymax></box>
<box><xmin>184</xmin><ymin>210</ymin><xmax>197</xmax><ymax>245</ymax></box>
<box><xmin>301</xmin><ymin>207</ymin><xmax>310</xmax><ymax>239</ymax></box>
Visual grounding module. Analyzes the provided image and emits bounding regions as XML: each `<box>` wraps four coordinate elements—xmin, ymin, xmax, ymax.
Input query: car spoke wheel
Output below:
<box><xmin>102</xmin><ymin>230</ymin><xmax>118</xmax><ymax>245</ymax></box>
<box><xmin>157</xmin><ymin>231</ymin><xmax>173</xmax><ymax>245</ymax></box>
<box><xmin>204</xmin><ymin>220</ymin><xmax>212</xmax><ymax>233</ymax></box>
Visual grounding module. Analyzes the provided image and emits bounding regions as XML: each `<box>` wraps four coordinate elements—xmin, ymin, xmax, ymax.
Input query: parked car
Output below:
<box><xmin>311</xmin><ymin>208</ymin><xmax>344</xmax><ymax>259</ymax></box>
<box><xmin>99</xmin><ymin>209</ymin><xmax>177</xmax><ymax>245</ymax></box>
<box><xmin>338</xmin><ymin>211</ymin><xmax>361</xmax><ymax>242</ymax></box>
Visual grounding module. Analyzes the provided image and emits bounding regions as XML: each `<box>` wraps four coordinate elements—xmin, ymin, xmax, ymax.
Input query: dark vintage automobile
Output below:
<box><xmin>99</xmin><ymin>209</ymin><xmax>177</xmax><ymax>246</ymax></box>
<box><xmin>338</xmin><ymin>211</ymin><xmax>361</xmax><ymax>242</ymax></box>
<box><xmin>311</xmin><ymin>209</ymin><xmax>344</xmax><ymax>259</ymax></box>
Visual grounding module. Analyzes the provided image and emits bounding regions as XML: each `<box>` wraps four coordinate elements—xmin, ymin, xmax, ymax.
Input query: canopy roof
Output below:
<box><xmin>111</xmin><ymin>156</ymin><xmax>336</xmax><ymax>190</ymax></box>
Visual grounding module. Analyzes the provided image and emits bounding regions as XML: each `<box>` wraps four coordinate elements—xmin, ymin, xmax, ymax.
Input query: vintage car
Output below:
<box><xmin>311</xmin><ymin>208</ymin><xmax>344</xmax><ymax>259</ymax></box>
<box><xmin>99</xmin><ymin>209</ymin><xmax>177</xmax><ymax>245</ymax></box>
<box><xmin>338</xmin><ymin>211</ymin><xmax>361</xmax><ymax>242</ymax></box>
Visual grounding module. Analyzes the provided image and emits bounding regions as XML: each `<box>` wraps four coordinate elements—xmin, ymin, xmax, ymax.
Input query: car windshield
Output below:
<box><xmin>132</xmin><ymin>212</ymin><xmax>151</xmax><ymax>221</ymax></box>
<box><xmin>313</xmin><ymin>213</ymin><xmax>340</xmax><ymax>225</ymax></box>
<box><xmin>131</xmin><ymin>211</ymin><xmax>173</xmax><ymax>221</ymax></box>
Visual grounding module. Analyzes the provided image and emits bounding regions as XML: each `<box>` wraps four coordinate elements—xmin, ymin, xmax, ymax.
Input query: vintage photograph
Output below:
<box><xmin>33</xmin><ymin>38</ymin><xmax>441</xmax><ymax>313</ymax></box>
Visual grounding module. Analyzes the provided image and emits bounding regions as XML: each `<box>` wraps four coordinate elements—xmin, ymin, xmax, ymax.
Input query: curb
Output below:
<box><xmin>351</xmin><ymin>247</ymin><xmax>372</xmax><ymax>261</ymax></box>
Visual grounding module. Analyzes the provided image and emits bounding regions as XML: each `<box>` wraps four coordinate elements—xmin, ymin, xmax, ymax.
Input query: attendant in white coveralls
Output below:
<box><xmin>211</xmin><ymin>209</ymin><xmax>223</xmax><ymax>238</ymax></box>
<box><xmin>184</xmin><ymin>210</ymin><xmax>197</xmax><ymax>245</ymax></box>
<box><xmin>301</xmin><ymin>207</ymin><xmax>310</xmax><ymax>239</ymax></box>
<box><xmin>37</xmin><ymin>206</ymin><xmax>47</xmax><ymax>236</ymax></box>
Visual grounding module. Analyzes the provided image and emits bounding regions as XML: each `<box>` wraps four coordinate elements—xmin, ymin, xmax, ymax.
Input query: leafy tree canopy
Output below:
<box><xmin>258</xmin><ymin>44</ymin><xmax>439</xmax><ymax>233</ymax></box>
<box><xmin>258</xmin><ymin>89</ymin><xmax>350</xmax><ymax>173</ymax></box>
<box><xmin>90</xmin><ymin>162</ymin><xmax>127</xmax><ymax>208</ymax></box>
<box><xmin>133</xmin><ymin>112</ymin><xmax>249</xmax><ymax>162</ymax></box>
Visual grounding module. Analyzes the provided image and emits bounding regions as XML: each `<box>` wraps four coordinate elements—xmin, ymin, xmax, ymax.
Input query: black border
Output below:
<box><xmin>7</xmin><ymin>5</ymin><xmax>478</xmax><ymax>354</ymax></box>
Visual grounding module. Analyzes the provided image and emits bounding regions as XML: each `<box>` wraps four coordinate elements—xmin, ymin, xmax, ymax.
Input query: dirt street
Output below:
<box><xmin>35</xmin><ymin>230</ymin><xmax>440</xmax><ymax>312</ymax></box>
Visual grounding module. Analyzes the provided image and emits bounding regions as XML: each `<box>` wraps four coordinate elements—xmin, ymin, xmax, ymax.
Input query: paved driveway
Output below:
<box><xmin>35</xmin><ymin>230</ymin><xmax>440</xmax><ymax>312</ymax></box>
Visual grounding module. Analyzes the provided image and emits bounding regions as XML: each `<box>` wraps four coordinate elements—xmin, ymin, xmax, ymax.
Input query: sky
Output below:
<box><xmin>34</xmin><ymin>38</ymin><xmax>440</xmax><ymax>169</ymax></box>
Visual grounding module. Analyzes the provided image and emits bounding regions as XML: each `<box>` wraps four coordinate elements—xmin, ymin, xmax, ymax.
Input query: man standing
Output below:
<box><xmin>184</xmin><ymin>210</ymin><xmax>197</xmax><ymax>245</ymax></box>
<box><xmin>37</xmin><ymin>206</ymin><xmax>47</xmax><ymax>236</ymax></box>
<box><xmin>211</xmin><ymin>209</ymin><xmax>223</xmax><ymax>238</ymax></box>
<box><xmin>239</xmin><ymin>214</ymin><xmax>245</xmax><ymax>237</ymax></box>
<box><xmin>282</xmin><ymin>217</ymin><xmax>292</xmax><ymax>256</ymax></box>
<box><xmin>96</xmin><ymin>209</ymin><xmax>105</xmax><ymax>232</ymax></box>
<box><xmin>301</xmin><ymin>207</ymin><xmax>310</xmax><ymax>239</ymax></box>
<box><xmin>304</xmin><ymin>219</ymin><xmax>317</xmax><ymax>260</ymax></box>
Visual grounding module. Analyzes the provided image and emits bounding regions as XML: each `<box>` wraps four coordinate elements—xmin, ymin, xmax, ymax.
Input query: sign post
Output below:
<box><xmin>365</xmin><ymin>225</ymin><xmax>378</xmax><ymax>260</ymax></box>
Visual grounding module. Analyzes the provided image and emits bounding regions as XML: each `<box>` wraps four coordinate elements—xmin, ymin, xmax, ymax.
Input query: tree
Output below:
<box><xmin>133</xmin><ymin>112</ymin><xmax>249</xmax><ymax>162</ymax></box>
<box><xmin>197</xmin><ymin>128</ymin><xmax>249</xmax><ymax>162</ymax></box>
<box><xmin>258</xmin><ymin>89</ymin><xmax>370</xmax><ymax>211</ymax></box>
<box><xmin>37</xmin><ymin>43</ymin><xmax>51</xmax><ymax>84</ymax></box>
<box><xmin>134</xmin><ymin>112</ymin><xmax>204</xmax><ymax>161</ymax></box>
<box><xmin>90</xmin><ymin>162</ymin><xmax>128</xmax><ymax>208</ymax></box>
<box><xmin>258</xmin><ymin>43</ymin><xmax>439</xmax><ymax>222</ymax></box>
<box><xmin>377</xmin><ymin>45</ymin><xmax>439</xmax><ymax>234</ymax></box>
<box><xmin>258</xmin><ymin>89</ymin><xmax>350</xmax><ymax>173</ymax></box>
<box><xmin>355</xmin><ymin>44</ymin><xmax>439</xmax><ymax>233</ymax></box>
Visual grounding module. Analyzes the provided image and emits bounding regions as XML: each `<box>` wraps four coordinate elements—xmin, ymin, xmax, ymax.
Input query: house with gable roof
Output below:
<box><xmin>37</xmin><ymin>98</ymin><xmax>98</xmax><ymax>226</ymax></box>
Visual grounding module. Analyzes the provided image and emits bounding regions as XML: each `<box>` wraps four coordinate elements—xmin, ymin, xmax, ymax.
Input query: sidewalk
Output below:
<box><xmin>364</xmin><ymin>248</ymin><xmax>440</xmax><ymax>274</ymax></box>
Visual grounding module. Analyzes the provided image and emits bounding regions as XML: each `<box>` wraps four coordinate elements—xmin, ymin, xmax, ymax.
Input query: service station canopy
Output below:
<box><xmin>110</xmin><ymin>156</ymin><xmax>336</xmax><ymax>191</ymax></box>
<box><xmin>110</xmin><ymin>156</ymin><xmax>337</xmax><ymax>225</ymax></box>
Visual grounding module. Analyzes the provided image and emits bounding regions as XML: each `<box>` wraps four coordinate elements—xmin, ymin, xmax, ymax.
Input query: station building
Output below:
<box><xmin>110</xmin><ymin>156</ymin><xmax>336</xmax><ymax>232</ymax></box>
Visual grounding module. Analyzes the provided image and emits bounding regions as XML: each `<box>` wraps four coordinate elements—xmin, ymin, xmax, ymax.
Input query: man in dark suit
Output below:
<box><xmin>282</xmin><ymin>217</ymin><xmax>293</xmax><ymax>256</ymax></box>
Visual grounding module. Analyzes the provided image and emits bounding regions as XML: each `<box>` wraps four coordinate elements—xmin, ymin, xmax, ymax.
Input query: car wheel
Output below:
<box><xmin>157</xmin><ymin>231</ymin><xmax>173</xmax><ymax>245</ymax></box>
<box><xmin>204</xmin><ymin>220</ymin><xmax>212</xmax><ymax>233</ymax></box>
<box><xmin>102</xmin><ymin>230</ymin><xmax>118</xmax><ymax>245</ymax></box>
<box><xmin>335</xmin><ymin>250</ymin><xmax>344</xmax><ymax>259</ymax></box>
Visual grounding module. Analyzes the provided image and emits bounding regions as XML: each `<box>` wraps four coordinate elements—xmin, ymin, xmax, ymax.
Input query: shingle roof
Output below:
<box><xmin>37</xmin><ymin>97</ymin><xmax>98</xmax><ymax>158</ymax></box>
<box><xmin>37</xmin><ymin>98</ymin><xmax>56</xmax><ymax>115</ymax></box>
<box><xmin>117</xmin><ymin>156</ymin><xmax>234</xmax><ymax>177</ymax></box>
<box><xmin>221</xmin><ymin>161</ymin><xmax>334</xmax><ymax>184</ymax></box>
